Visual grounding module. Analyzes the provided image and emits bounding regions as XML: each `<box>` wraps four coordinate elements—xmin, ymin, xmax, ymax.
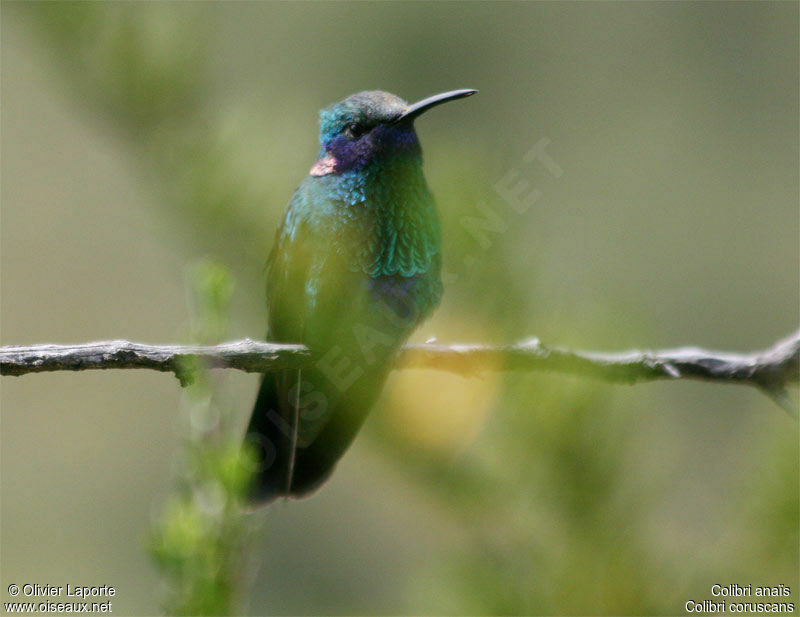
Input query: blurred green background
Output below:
<box><xmin>1</xmin><ymin>2</ymin><xmax>797</xmax><ymax>615</ymax></box>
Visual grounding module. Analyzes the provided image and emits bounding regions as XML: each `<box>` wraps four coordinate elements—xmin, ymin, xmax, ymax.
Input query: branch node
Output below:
<box><xmin>662</xmin><ymin>362</ymin><xmax>681</xmax><ymax>378</ymax></box>
<box><xmin>760</xmin><ymin>384</ymin><xmax>798</xmax><ymax>419</ymax></box>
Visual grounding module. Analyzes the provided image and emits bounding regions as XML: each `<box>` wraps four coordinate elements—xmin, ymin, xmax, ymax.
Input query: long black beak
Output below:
<box><xmin>396</xmin><ymin>88</ymin><xmax>477</xmax><ymax>123</ymax></box>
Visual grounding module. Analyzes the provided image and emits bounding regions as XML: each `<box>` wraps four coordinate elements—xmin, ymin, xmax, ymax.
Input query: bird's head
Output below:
<box><xmin>311</xmin><ymin>89</ymin><xmax>476</xmax><ymax>177</ymax></box>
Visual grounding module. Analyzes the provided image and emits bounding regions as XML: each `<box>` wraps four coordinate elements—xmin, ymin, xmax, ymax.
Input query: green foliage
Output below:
<box><xmin>377</xmin><ymin>370</ymin><xmax>798</xmax><ymax>614</ymax></box>
<box><xmin>148</xmin><ymin>262</ymin><xmax>257</xmax><ymax>616</ymax></box>
<box><xmin>29</xmin><ymin>2</ymin><xmax>206</xmax><ymax>134</ymax></box>
<box><xmin>185</xmin><ymin>261</ymin><xmax>235</xmax><ymax>346</ymax></box>
<box><xmin>20</xmin><ymin>2</ymin><xmax>273</xmax><ymax>283</ymax></box>
<box><xmin>376</xmin><ymin>373</ymin><xmax>660</xmax><ymax>614</ymax></box>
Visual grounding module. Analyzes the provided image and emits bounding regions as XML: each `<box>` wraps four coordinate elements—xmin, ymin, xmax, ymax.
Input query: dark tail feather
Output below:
<box><xmin>244</xmin><ymin>370</ymin><xmax>294</xmax><ymax>503</ymax></box>
<box><xmin>245</xmin><ymin>365</ymin><xmax>390</xmax><ymax>505</ymax></box>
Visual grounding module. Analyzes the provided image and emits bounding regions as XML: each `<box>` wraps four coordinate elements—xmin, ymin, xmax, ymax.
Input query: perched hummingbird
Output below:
<box><xmin>246</xmin><ymin>89</ymin><xmax>476</xmax><ymax>503</ymax></box>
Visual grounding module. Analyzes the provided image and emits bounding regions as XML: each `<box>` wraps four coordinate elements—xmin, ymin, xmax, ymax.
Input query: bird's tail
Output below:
<box><xmin>244</xmin><ymin>365</ymin><xmax>387</xmax><ymax>505</ymax></box>
<box><xmin>245</xmin><ymin>370</ymin><xmax>304</xmax><ymax>503</ymax></box>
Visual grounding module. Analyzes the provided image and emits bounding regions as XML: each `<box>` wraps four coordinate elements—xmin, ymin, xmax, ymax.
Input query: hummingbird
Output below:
<box><xmin>245</xmin><ymin>88</ymin><xmax>476</xmax><ymax>503</ymax></box>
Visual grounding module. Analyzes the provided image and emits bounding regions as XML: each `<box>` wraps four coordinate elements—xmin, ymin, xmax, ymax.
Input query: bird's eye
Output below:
<box><xmin>344</xmin><ymin>123</ymin><xmax>362</xmax><ymax>140</ymax></box>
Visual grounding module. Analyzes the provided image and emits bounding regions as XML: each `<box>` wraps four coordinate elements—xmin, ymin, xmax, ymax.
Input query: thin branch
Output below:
<box><xmin>0</xmin><ymin>340</ymin><xmax>310</xmax><ymax>383</ymax></box>
<box><xmin>1</xmin><ymin>332</ymin><xmax>798</xmax><ymax>414</ymax></box>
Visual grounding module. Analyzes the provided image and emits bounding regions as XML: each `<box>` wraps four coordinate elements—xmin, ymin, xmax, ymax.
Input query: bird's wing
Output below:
<box><xmin>265</xmin><ymin>184</ymin><xmax>318</xmax><ymax>344</ymax></box>
<box><xmin>250</xmin><ymin>181</ymin><xmax>323</xmax><ymax>500</ymax></box>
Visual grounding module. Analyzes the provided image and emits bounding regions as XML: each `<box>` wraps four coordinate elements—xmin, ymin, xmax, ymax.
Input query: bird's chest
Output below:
<box><xmin>315</xmin><ymin>166</ymin><xmax>439</xmax><ymax>275</ymax></box>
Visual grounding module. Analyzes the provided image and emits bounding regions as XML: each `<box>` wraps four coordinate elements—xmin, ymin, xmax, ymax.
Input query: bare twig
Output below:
<box><xmin>0</xmin><ymin>340</ymin><xmax>309</xmax><ymax>384</ymax></box>
<box><xmin>1</xmin><ymin>332</ymin><xmax>798</xmax><ymax>413</ymax></box>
